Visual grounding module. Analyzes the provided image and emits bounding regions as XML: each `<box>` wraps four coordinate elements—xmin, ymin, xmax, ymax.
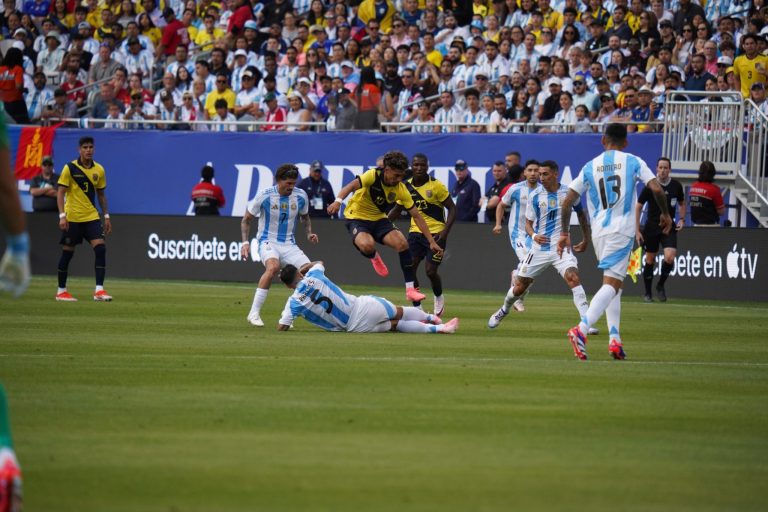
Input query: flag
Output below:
<box><xmin>626</xmin><ymin>246</ymin><xmax>642</xmax><ymax>283</ymax></box>
<box><xmin>14</xmin><ymin>125</ymin><xmax>59</xmax><ymax>180</ymax></box>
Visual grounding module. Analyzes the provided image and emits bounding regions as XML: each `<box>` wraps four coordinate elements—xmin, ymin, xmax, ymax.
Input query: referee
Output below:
<box><xmin>635</xmin><ymin>157</ymin><xmax>685</xmax><ymax>302</ymax></box>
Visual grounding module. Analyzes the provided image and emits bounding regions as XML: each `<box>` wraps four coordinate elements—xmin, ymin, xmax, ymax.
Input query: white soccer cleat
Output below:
<box><xmin>587</xmin><ymin>327</ymin><xmax>599</xmax><ymax>335</ymax></box>
<box><xmin>488</xmin><ymin>307</ymin><xmax>508</xmax><ymax>328</ymax></box>
<box><xmin>512</xmin><ymin>299</ymin><xmax>525</xmax><ymax>312</ymax></box>
<box><xmin>440</xmin><ymin>317</ymin><xmax>459</xmax><ymax>334</ymax></box>
<box><xmin>247</xmin><ymin>313</ymin><xmax>264</xmax><ymax>327</ymax></box>
<box><xmin>434</xmin><ymin>295</ymin><xmax>444</xmax><ymax>317</ymax></box>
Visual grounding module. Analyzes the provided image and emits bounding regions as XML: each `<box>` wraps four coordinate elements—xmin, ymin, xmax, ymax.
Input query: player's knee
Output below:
<box><xmin>355</xmin><ymin>239</ymin><xmax>376</xmax><ymax>255</ymax></box>
<box><xmin>564</xmin><ymin>268</ymin><xmax>580</xmax><ymax>287</ymax></box>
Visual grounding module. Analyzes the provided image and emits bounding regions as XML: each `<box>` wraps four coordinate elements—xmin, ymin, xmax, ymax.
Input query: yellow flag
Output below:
<box><xmin>626</xmin><ymin>246</ymin><xmax>642</xmax><ymax>283</ymax></box>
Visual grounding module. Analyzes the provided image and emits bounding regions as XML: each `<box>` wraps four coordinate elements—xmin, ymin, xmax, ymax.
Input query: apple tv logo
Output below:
<box><xmin>726</xmin><ymin>244</ymin><xmax>759</xmax><ymax>280</ymax></box>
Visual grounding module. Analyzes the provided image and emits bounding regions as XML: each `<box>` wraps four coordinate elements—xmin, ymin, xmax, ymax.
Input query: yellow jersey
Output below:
<box><xmin>401</xmin><ymin>176</ymin><xmax>449</xmax><ymax>234</ymax></box>
<box><xmin>733</xmin><ymin>54</ymin><xmax>768</xmax><ymax>99</ymax></box>
<box><xmin>344</xmin><ymin>168</ymin><xmax>414</xmax><ymax>221</ymax></box>
<box><xmin>58</xmin><ymin>159</ymin><xmax>107</xmax><ymax>223</ymax></box>
<box><xmin>204</xmin><ymin>88</ymin><xmax>236</xmax><ymax>116</ymax></box>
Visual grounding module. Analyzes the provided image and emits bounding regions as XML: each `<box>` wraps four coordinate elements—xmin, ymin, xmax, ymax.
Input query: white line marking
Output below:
<box><xmin>1</xmin><ymin>354</ymin><xmax>767</xmax><ymax>367</ymax></box>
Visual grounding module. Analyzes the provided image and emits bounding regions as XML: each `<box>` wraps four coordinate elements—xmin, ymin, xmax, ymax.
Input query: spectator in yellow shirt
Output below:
<box><xmin>204</xmin><ymin>73</ymin><xmax>236</xmax><ymax>117</ymax></box>
<box><xmin>194</xmin><ymin>13</ymin><xmax>224</xmax><ymax>50</ymax></box>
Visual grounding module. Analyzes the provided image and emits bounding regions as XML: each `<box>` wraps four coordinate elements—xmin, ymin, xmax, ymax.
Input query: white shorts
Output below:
<box><xmin>257</xmin><ymin>241</ymin><xmax>310</xmax><ymax>268</ymax></box>
<box><xmin>346</xmin><ymin>295</ymin><xmax>396</xmax><ymax>333</ymax></box>
<box><xmin>518</xmin><ymin>247</ymin><xmax>578</xmax><ymax>279</ymax></box>
<box><xmin>512</xmin><ymin>239</ymin><xmax>530</xmax><ymax>267</ymax></box>
<box><xmin>593</xmin><ymin>233</ymin><xmax>634</xmax><ymax>280</ymax></box>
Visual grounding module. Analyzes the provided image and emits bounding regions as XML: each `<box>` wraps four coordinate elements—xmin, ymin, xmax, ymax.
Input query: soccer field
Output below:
<box><xmin>2</xmin><ymin>276</ymin><xmax>767</xmax><ymax>511</ymax></box>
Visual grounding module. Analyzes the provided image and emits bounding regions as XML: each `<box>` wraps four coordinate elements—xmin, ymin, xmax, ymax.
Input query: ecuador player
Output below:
<box><xmin>327</xmin><ymin>150</ymin><xmax>443</xmax><ymax>303</ymax></box>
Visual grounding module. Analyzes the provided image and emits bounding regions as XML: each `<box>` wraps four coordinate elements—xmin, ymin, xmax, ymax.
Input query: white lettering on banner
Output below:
<box><xmin>147</xmin><ymin>233</ymin><xmax>246</xmax><ymax>262</ymax></box>
<box><xmin>231</xmin><ymin>164</ymin><xmax>279</xmax><ymax>217</ymax></box>
<box><xmin>647</xmin><ymin>244</ymin><xmax>758</xmax><ymax>281</ymax></box>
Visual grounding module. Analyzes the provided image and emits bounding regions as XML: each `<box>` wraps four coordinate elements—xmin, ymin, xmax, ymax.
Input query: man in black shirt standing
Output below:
<box><xmin>485</xmin><ymin>161</ymin><xmax>511</xmax><ymax>224</ymax></box>
<box><xmin>635</xmin><ymin>157</ymin><xmax>685</xmax><ymax>302</ymax></box>
<box><xmin>297</xmin><ymin>160</ymin><xmax>336</xmax><ymax>218</ymax></box>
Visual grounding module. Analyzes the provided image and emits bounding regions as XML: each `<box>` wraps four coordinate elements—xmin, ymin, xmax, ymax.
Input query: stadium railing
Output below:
<box><xmin>735</xmin><ymin>100</ymin><xmax>768</xmax><ymax>227</ymax></box>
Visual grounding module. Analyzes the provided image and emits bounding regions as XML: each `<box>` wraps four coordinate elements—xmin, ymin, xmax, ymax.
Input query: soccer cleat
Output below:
<box><xmin>512</xmin><ymin>299</ymin><xmax>525</xmax><ymax>312</ymax></box>
<box><xmin>0</xmin><ymin>447</ymin><xmax>22</xmax><ymax>512</ymax></box>
<box><xmin>55</xmin><ymin>291</ymin><xmax>77</xmax><ymax>301</ymax></box>
<box><xmin>567</xmin><ymin>326</ymin><xmax>589</xmax><ymax>360</ymax></box>
<box><xmin>487</xmin><ymin>307</ymin><xmax>508</xmax><ymax>328</ymax></box>
<box><xmin>609</xmin><ymin>339</ymin><xmax>626</xmax><ymax>360</ymax></box>
<box><xmin>587</xmin><ymin>327</ymin><xmax>599</xmax><ymax>335</ymax></box>
<box><xmin>93</xmin><ymin>290</ymin><xmax>112</xmax><ymax>302</ymax></box>
<box><xmin>406</xmin><ymin>287</ymin><xmax>425</xmax><ymax>302</ymax></box>
<box><xmin>440</xmin><ymin>317</ymin><xmax>459</xmax><ymax>334</ymax></box>
<box><xmin>247</xmin><ymin>313</ymin><xmax>264</xmax><ymax>327</ymax></box>
<box><xmin>656</xmin><ymin>285</ymin><xmax>667</xmax><ymax>302</ymax></box>
<box><xmin>370</xmin><ymin>253</ymin><xmax>389</xmax><ymax>277</ymax></box>
<box><xmin>434</xmin><ymin>295</ymin><xmax>444</xmax><ymax>317</ymax></box>
<box><xmin>643</xmin><ymin>294</ymin><xmax>654</xmax><ymax>303</ymax></box>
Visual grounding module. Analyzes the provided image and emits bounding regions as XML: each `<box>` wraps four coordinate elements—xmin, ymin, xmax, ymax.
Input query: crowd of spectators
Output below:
<box><xmin>0</xmin><ymin>0</ymin><xmax>765</xmax><ymax>132</ymax></box>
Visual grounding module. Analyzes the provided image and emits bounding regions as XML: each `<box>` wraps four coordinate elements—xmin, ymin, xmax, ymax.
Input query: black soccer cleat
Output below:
<box><xmin>656</xmin><ymin>285</ymin><xmax>667</xmax><ymax>302</ymax></box>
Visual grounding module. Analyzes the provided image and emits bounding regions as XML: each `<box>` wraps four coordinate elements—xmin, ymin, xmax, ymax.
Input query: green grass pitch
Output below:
<box><xmin>1</xmin><ymin>276</ymin><xmax>767</xmax><ymax>511</ymax></box>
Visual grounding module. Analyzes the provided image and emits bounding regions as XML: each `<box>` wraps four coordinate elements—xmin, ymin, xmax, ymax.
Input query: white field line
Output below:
<box><xmin>1</xmin><ymin>353</ymin><xmax>767</xmax><ymax>368</ymax></box>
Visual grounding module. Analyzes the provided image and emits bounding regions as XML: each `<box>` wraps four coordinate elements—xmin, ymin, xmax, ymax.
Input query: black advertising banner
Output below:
<box><xmin>15</xmin><ymin>213</ymin><xmax>768</xmax><ymax>301</ymax></box>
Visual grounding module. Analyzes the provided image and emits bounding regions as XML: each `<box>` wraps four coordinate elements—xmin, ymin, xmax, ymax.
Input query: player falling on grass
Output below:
<box><xmin>327</xmin><ymin>150</ymin><xmax>443</xmax><ymax>304</ymax></box>
<box><xmin>559</xmin><ymin>123</ymin><xmax>672</xmax><ymax>361</ymax></box>
<box><xmin>276</xmin><ymin>262</ymin><xmax>459</xmax><ymax>334</ymax></box>
<box><xmin>55</xmin><ymin>136</ymin><xmax>113</xmax><ymax>302</ymax></box>
<box><xmin>387</xmin><ymin>153</ymin><xmax>456</xmax><ymax>316</ymax></box>
<box><xmin>240</xmin><ymin>164</ymin><xmax>319</xmax><ymax>327</ymax></box>
<box><xmin>491</xmin><ymin>159</ymin><xmax>542</xmax><ymax>313</ymax></box>
<box><xmin>0</xmin><ymin>385</ymin><xmax>22</xmax><ymax>512</ymax></box>
<box><xmin>488</xmin><ymin>160</ymin><xmax>598</xmax><ymax>335</ymax></box>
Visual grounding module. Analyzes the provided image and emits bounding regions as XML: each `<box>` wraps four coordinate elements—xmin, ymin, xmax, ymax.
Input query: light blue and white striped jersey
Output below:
<box><xmin>526</xmin><ymin>184</ymin><xmax>578</xmax><ymax>252</ymax></box>
<box><xmin>569</xmin><ymin>150</ymin><xmax>655</xmax><ymax>239</ymax></box>
<box><xmin>461</xmin><ymin>109</ymin><xmax>489</xmax><ymax>126</ymax></box>
<box><xmin>279</xmin><ymin>263</ymin><xmax>357</xmax><ymax>331</ymax></box>
<box><xmin>501</xmin><ymin>181</ymin><xmax>541</xmax><ymax>248</ymax></box>
<box><xmin>247</xmin><ymin>185</ymin><xmax>309</xmax><ymax>244</ymax></box>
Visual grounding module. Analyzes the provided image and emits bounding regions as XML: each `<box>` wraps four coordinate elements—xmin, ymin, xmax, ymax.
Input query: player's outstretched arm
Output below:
<box><xmin>492</xmin><ymin>200</ymin><xmax>505</xmax><ymax>234</ymax></box>
<box><xmin>439</xmin><ymin>196</ymin><xmax>456</xmax><ymax>241</ymax></box>
<box><xmin>647</xmin><ymin>178</ymin><xmax>673</xmax><ymax>234</ymax></box>
<box><xmin>408</xmin><ymin>206</ymin><xmax>443</xmax><ymax>256</ymax></box>
<box><xmin>299</xmin><ymin>261</ymin><xmax>322</xmax><ymax>274</ymax></box>
<box><xmin>327</xmin><ymin>178</ymin><xmax>361</xmax><ymax>216</ymax></box>
<box><xmin>558</xmin><ymin>189</ymin><xmax>580</xmax><ymax>257</ymax></box>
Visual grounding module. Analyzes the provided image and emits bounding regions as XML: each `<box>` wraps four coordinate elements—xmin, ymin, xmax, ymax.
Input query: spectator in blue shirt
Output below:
<box><xmin>451</xmin><ymin>160</ymin><xmax>481</xmax><ymax>222</ymax></box>
<box><xmin>629</xmin><ymin>86</ymin><xmax>660</xmax><ymax>133</ymax></box>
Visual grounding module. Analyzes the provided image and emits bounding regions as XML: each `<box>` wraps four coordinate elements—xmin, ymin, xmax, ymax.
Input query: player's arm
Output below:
<box><xmin>646</xmin><ymin>178</ymin><xmax>672</xmax><ymax>234</ymax></box>
<box><xmin>300</xmin><ymin>213</ymin><xmax>319</xmax><ymax>243</ymax></box>
<box><xmin>96</xmin><ymin>187</ymin><xmax>111</xmax><ymax>235</ymax></box>
<box><xmin>492</xmin><ymin>199</ymin><xmax>506</xmax><ymax>234</ymax></box>
<box><xmin>407</xmin><ymin>205</ymin><xmax>443</xmax><ymax>256</ymax></box>
<box><xmin>240</xmin><ymin>210</ymin><xmax>255</xmax><ymax>260</ymax></box>
<box><xmin>438</xmin><ymin>196</ymin><xmax>456</xmax><ymax>241</ymax></box>
<box><xmin>558</xmin><ymin>189</ymin><xmax>581</xmax><ymax>257</ymax></box>
<box><xmin>572</xmin><ymin>207</ymin><xmax>590</xmax><ymax>253</ymax></box>
<box><xmin>635</xmin><ymin>201</ymin><xmax>644</xmax><ymax>244</ymax></box>
<box><xmin>299</xmin><ymin>260</ymin><xmax>322</xmax><ymax>274</ymax></box>
<box><xmin>57</xmin><ymin>185</ymin><xmax>68</xmax><ymax>231</ymax></box>
<box><xmin>387</xmin><ymin>204</ymin><xmax>404</xmax><ymax>222</ymax></box>
<box><xmin>327</xmin><ymin>177</ymin><xmax>361</xmax><ymax>216</ymax></box>
<box><xmin>676</xmin><ymin>196</ymin><xmax>686</xmax><ymax>231</ymax></box>
<box><xmin>0</xmin><ymin>144</ymin><xmax>31</xmax><ymax>298</ymax></box>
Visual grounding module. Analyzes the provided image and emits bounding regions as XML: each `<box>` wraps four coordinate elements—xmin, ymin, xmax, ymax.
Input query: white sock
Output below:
<box><xmin>502</xmin><ymin>287</ymin><xmax>522</xmax><ymax>311</ymax></box>
<box><xmin>571</xmin><ymin>285</ymin><xmax>588</xmax><ymax>319</ymax></box>
<box><xmin>605</xmin><ymin>289</ymin><xmax>622</xmax><ymax>341</ymax></box>
<box><xmin>57</xmin><ymin>287</ymin><xmax>66</xmax><ymax>294</ymax></box>
<box><xmin>579</xmin><ymin>284</ymin><xmax>616</xmax><ymax>332</ymax></box>
<box><xmin>396</xmin><ymin>320</ymin><xmax>438</xmax><ymax>333</ymax></box>
<box><xmin>405</xmin><ymin>281</ymin><xmax>415</xmax><ymax>289</ymax></box>
<box><xmin>401</xmin><ymin>306</ymin><xmax>434</xmax><ymax>322</ymax></box>
<box><xmin>250</xmin><ymin>288</ymin><xmax>269</xmax><ymax>316</ymax></box>
<box><xmin>95</xmin><ymin>285</ymin><xmax>104</xmax><ymax>292</ymax></box>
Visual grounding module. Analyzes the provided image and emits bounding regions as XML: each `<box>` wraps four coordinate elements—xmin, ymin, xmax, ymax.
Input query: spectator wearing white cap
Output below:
<box><xmin>75</xmin><ymin>21</ymin><xmax>99</xmax><ymax>55</ymax></box>
<box><xmin>230</xmin><ymin>48</ymin><xmax>250</xmax><ymax>92</ymax></box>
<box><xmin>293</xmin><ymin>76</ymin><xmax>318</xmax><ymax>112</ymax></box>
<box><xmin>340</xmin><ymin>60</ymin><xmax>359</xmax><ymax>92</ymax></box>
<box><xmin>234</xmin><ymin>67</ymin><xmax>262</xmax><ymax>124</ymax></box>
<box><xmin>36</xmin><ymin>30</ymin><xmax>65</xmax><ymax>80</ymax></box>
<box><xmin>285</xmin><ymin>91</ymin><xmax>311</xmax><ymax>131</ymax></box>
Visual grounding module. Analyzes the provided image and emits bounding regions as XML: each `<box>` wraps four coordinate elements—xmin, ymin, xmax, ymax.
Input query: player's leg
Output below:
<box><xmin>400</xmin><ymin>305</ymin><xmax>442</xmax><ymax>324</ymax></box>
<box><xmin>511</xmin><ymin>242</ymin><xmax>531</xmax><ymax>312</ymax></box>
<box><xmin>381</xmin><ymin>228</ymin><xmax>425</xmax><ymax>302</ymax></box>
<box><xmin>347</xmin><ymin>220</ymin><xmax>389</xmax><ymax>276</ymax></box>
<box><xmin>489</xmin><ymin>270</ymin><xmax>534</xmax><ymax>328</ymax></box>
<box><xmin>0</xmin><ymin>385</ymin><xmax>22</xmax><ymax>512</ymax></box>
<box><xmin>656</xmin><ymin>233</ymin><xmax>677</xmax><ymax>302</ymax></box>
<box><xmin>425</xmin><ymin>235</ymin><xmax>447</xmax><ymax>316</ymax></box>
<box><xmin>247</xmin><ymin>242</ymin><xmax>282</xmax><ymax>326</ymax></box>
<box><xmin>605</xmin><ymin>287</ymin><xmax>625</xmax><ymax>359</ymax></box>
<box><xmin>641</xmin><ymin>226</ymin><xmax>660</xmax><ymax>302</ymax></box>
<box><xmin>391</xmin><ymin>306</ymin><xmax>458</xmax><ymax>333</ymax></box>
<box><xmin>406</xmin><ymin>233</ymin><xmax>426</xmax><ymax>307</ymax></box>
<box><xmin>56</xmin><ymin>222</ymin><xmax>81</xmax><ymax>301</ymax></box>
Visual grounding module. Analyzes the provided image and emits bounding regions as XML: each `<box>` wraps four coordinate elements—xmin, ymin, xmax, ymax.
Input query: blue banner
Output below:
<box><xmin>11</xmin><ymin>127</ymin><xmax>666</xmax><ymax>217</ymax></box>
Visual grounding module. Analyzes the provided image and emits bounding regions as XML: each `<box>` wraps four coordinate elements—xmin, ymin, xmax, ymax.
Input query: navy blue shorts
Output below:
<box><xmin>408</xmin><ymin>232</ymin><xmax>447</xmax><ymax>265</ymax></box>
<box><xmin>60</xmin><ymin>220</ymin><xmax>104</xmax><ymax>246</ymax></box>
<box><xmin>345</xmin><ymin>219</ymin><xmax>398</xmax><ymax>245</ymax></box>
<box><xmin>641</xmin><ymin>225</ymin><xmax>678</xmax><ymax>253</ymax></box>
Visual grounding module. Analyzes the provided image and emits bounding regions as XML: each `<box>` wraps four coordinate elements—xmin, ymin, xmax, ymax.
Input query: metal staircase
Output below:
<box><xmin>661</xmin><ymin>91</ymin><xmax>768</xmax><ymax>227</ymax></box>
